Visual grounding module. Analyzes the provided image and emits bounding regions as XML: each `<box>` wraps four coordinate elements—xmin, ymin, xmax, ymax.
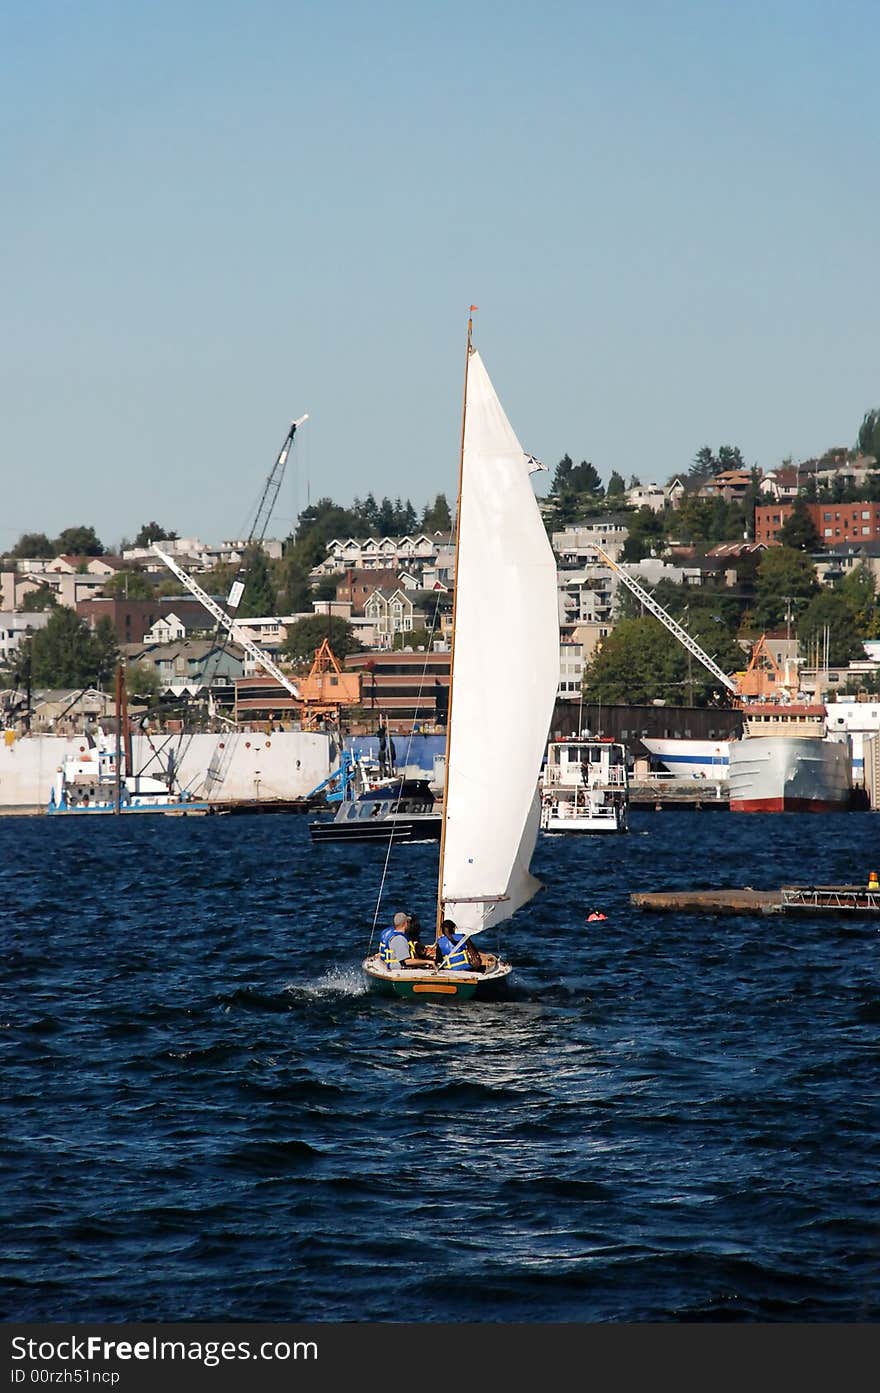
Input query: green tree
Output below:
<box><xmin>54</xmin><ymin>525</ymin><xmax>104</xmax><ymax>556</ymax></box>
<box><xmin>238</xmin><ymin>547</ymin><xmax>277</xmax><ymax>618</ymax></box>
<box><xmin>11</xmin><ymin>532</ymin><xmax>54</xmax><ymax>558</ymax></box>
<box><xmin>101</xmin><ymin>569</ymin><xmax>156</xmax><ymax>599</ymax></box>
<box><xmin>606</xmin><ymin>470</ymin><xmax>626</xmax><ymax>498</ymax></box>
<box><xmin>798</xmin><ymin>591</ymin><xmax>866</xmax><ymax>666</ymax></box>
<box><xmin>26</xmin><ymin>608</ymin><xmax>107</xmax><ymax>687</ymax></box>
<box><xmin>583</xmin><ymin>615</ymin><xmax>740</xmax><ymax>706</ymax></box>
<box><xmin>421</xmin><ymin>493</ymin><xmax>452</xmax><ymax>532</ymax></box>
<box><xmin>280</xmin><ymin>551</ymin><xmax>313</xmax><ymax>612</ymax></box>
<box><xmin>621</xmin><ymin>506</ymin><xmax>667</xmax><ymax>562</ymax></box>
<box><xmin>690</xmin><ymin>445</ymin><xmax>716</xmax><ymax>479</ymax></box>
<box><xmin>126</xmin><ymin>661</ymin><xmax>161</xmax><ymax>702</ymax></box>
<box><xmin>282</xmin><ymin>615</ymin><xmax>358</xmax><ymax>664</ymax></box>
<box><xmin>836</xmin><ymin>564</ymin><xmax>877</xmax><ymax>637</ymax></box>
<box><xmin>777</xmin><ymin>497</ymin><xmax>822</xmax><ymax>551</ymax></box>
<box><xmin>857</xmin><ymin>408</ymin><xmax>880</xmax><ymax>459</ymax></box>
<box><xmin>19</xmin><ymin>585</ymin><xmax>57</xmax><ymax>611</ymax></box>
<box><xmin>92</xmin><ymin>617</ymin><xmax>120</xmax><ymax>687</ymax></box>
<box><xmin>751</xmin><ymin>547</ymin><xmax>819</xmax><ymax>632</ymax></box>
<box><xmin>134</xmin><ymin>522</ymin><xmax>178</xmax><ymax>548</ymax></box>
<box><xmin>392</xmin><ymin>625</ymin><xmax>431</xmax><ymax>650</ymax></box>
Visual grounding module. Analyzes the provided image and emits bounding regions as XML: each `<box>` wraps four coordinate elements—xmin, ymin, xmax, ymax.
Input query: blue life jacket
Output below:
<box><xmin>437</xmin><ymin>932</ymin><xmax>470</xmax><ymax>970</ymax></box>
<box><xmin>379</xmin><ymin>925</ymin><xmax>409</xmax><ymax>966</ymax></box>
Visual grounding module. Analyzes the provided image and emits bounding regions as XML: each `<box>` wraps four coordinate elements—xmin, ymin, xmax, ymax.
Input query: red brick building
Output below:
<box><xmin>754</xmin><ymin>501</ymin><xmax>880</xmax><ymax>546</ymax></box>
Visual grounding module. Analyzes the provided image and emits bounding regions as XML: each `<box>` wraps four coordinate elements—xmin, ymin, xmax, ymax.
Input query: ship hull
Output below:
<box><xmin>641</xmin><ymin>738</ymin><xmax>730</xmax><ymax>781</ymax></box>
<box><xmin>728</xmin><ymin>736</ymin><xmax>852</xmax><ymax>813</ymax></box>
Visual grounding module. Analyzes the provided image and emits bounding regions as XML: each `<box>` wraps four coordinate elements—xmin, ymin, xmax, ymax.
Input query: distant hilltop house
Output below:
<box><xmin>122</xmin><ymin>537</ymin><xmax>284</xmax><ymax>572</ymax></box>
<box><xmin>625</xmin><ymin>480</ymin><xmax>686</xmax><ymax>512</ymax></box>
<box><xmin>312</xmin><ymin>533</ymin><xmax>454</xmax><ymax>581</ymax></box>
<box><xmin>696</xmin><ymin>470</ymin><xmax>754</xmax><ymax>504</ymax></box>
<box><xmin>761</xmin><ymin>453</ymin><xmax>877</xmax><ymax>501</ymax></box>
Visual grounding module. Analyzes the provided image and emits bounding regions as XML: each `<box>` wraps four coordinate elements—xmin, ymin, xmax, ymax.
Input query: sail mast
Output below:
<box><xmin>435</xmin><ymin>308</ymin><xmax>475</xmax><ymax>933</ymax></box>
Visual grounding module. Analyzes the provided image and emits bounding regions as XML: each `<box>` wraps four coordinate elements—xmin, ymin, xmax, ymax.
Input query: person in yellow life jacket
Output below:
<box><xmin>436</xmin><ymin>918</ymin><xmax>483</xmax><ymax>972</ymax></box>
<box><xmin>586</xmin><ymin>909</ymin><xmax>607</xmax><ymax>922</ymax></box>
<box><xmin>379</xmin><ymin>911</ymin><xmax>414</xmax><ymax>968</ymax></box>
<box><xmin>379</xmin><ymin>911</ymin><xmax>430</xmax><ymax>969</ymax></box>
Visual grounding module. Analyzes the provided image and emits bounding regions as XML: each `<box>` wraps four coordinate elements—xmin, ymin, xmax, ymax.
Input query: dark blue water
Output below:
<box><xmin>2</xmin><ymin>812</ymin><xmax>878</xmax><ymax>1322</ymax></box>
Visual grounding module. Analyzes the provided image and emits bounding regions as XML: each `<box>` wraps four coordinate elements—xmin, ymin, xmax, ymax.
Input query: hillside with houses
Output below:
<box><xmin>5</xmin><ymin>410</ymin><xmax>880</xmax><ymax>732</ymax></box>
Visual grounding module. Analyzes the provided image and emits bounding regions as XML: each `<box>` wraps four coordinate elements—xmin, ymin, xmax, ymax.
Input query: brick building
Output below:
<box><xmin>754</xmin><ymin>501</ymin><xmax>880</xmax><ymax>546</ymax></box>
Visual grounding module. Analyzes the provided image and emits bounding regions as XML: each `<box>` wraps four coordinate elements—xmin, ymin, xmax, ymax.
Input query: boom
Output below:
<box><xmin>593</xmin><ymin>543</ymin><xmax>739</xmax><ymax>695</ymax></box>
<box><xmin>151</xmin><ymin>544</ymin><xmax>301</xmax><ymax>698</ymax></box>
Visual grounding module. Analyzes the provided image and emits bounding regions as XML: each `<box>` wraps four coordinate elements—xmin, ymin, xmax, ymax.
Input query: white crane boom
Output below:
<box><xmin>593</xmin><ymin>543</ymin><xmax>739</xmax><ymax>695</ymax></box>
<box><xmin>151</xmin><ymin>544</ymin><xmax>301</xmax><ymax>698</ymax></box>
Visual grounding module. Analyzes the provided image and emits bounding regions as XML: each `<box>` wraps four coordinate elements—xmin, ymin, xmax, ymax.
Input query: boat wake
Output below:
<box><xmin>284</xmin><ymin>967</ymin><xmax>368</xmax><ymax>999</ymax></box>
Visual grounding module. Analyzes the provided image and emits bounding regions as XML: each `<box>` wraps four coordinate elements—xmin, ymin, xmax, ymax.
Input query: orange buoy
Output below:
<box><xmin>868</xmin><ymin>871</ymin><xmax>879</xmax><ymax>891</ymax></box>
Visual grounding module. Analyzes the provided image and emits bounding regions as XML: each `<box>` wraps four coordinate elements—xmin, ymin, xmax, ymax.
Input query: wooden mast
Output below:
<box><xmin>113</xmin><ymin>663</ymin><xmax>123</xmax><ymax>814</ymax></box>
<box><xmin>435</xmin><ymin>308</ymin><xmax>474</xmax><ymax>934</ymax></box>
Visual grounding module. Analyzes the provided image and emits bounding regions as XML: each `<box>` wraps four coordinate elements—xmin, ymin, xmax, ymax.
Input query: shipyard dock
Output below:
<box><xmin>629</xmin><ymin>779</ymin><xmax>728</xmax><ymax>810</ymax></box>
<box><xmin>631</xmin><ymin>885</ymin><xmax>880</xmax><ymax>916</ymax></box>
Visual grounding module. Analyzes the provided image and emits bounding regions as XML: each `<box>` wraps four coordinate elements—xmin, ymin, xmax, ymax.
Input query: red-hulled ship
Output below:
<box><xmin>727</xmin><ymin>703</ymin><xmax>852</xmax><ymax>813</ymax></box>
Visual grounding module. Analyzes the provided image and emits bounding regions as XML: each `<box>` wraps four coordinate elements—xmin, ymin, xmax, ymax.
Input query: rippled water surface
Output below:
<box><xmin>2</xmin><ymin>811</ymin><xmax>878</xmax><ymax>1322</ymax></box>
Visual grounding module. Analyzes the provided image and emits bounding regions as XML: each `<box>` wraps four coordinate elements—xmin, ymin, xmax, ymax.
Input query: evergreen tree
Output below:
<box><xmin>376</xmin><ymin>497</ymin><xmax>396</xmax><ymax>534</ymax></box>
<box><xmin>777</xmin><ymin>497</ymin><xmax>822</xmax><ymax>552</ymax></box>
<box><xmin>606</xmin><ymin>470</ymin><xmax>626</xmax><ymax>498</ymax></box>
<box><xmin>551</xmin><ymin>454</ymin><xmax>575</xmax><ymax>492</ymax></box>
<box><xmin>92</xmin><ymin>617</ymin><xmax>120</xmax><ymax>687</ymax></box>
<box><xmin>238</xmin><ymin>547</ymin><xmax>277</xmax><ymax>618</ymax></box>
<box><xmin>280</xmin><ymin>551</ymin><xmax>313</xmax><ymax>612</ymax></box>
<box><xmin>421</xmin><ymin>494</ymin><xmax>452</xmax><ymax>532</ymax></box>
<box><xmin>857</xmin><ymin>407</ymin><xmax>880</xmax><ymax>459</ymax></box>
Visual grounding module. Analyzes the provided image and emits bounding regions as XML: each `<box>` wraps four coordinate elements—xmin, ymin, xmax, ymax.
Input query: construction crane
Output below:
<box><xmin>151</xmin><ymin>544</ymin><xmax>300</xmax><ymax>698</ymax></box>
<box><xmin>226</xmin><ymin>415</ymin><xmax>308</xmax><ymax>614</ymax></box>
<box><xmin>592</xmin><ymin>542</ymin><xmax>740</xmax><ymax>696</ymax></box>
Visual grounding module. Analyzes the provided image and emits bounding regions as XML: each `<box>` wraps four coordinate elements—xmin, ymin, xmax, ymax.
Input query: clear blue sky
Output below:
<box><xmin>2</xmin><ymin>0</ymin><xmax>878</xmax><ymax>549</ymax></box>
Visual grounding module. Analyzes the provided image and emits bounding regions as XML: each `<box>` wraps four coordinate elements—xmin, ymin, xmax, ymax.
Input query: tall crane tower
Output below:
<box><xmin>593</xmin><ymin>543</ymin><xmax>740</xmax><ymax>697</ymax></box>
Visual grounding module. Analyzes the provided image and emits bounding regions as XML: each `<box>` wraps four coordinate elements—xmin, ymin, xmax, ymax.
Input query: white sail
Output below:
<box><xmin>441</xmin><ymin>349</ymin><xmax>559</xmax><ymax>935</ymax></box>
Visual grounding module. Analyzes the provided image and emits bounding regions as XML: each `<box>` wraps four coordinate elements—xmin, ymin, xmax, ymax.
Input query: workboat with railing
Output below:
<box><xmin>308</xmin><ymin>749</ymin><xmax>441</xmax><ymax>843</ymax></box>
<box><xmin>540</xmin><ymin>737</ymin><xmax>629</xmax><ymax>832</ymax></box>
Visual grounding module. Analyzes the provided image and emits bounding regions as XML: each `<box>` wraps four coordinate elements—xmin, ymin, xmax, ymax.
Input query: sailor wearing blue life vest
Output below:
<box><xmin>436</xmin><ymin>918</ymin><xmax>481</xmax><ymax>972</ymax></box>
<box><xmin>379</xmin><ymin>911</ymin><xmax>414</xmax><ymax>968</ymax></box>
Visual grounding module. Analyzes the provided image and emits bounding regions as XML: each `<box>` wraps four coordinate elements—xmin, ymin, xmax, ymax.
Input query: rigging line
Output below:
<box><xmin>368</xmin><ymin>591</ymin><xmax>446</xmax><ymax>944</ymax></box>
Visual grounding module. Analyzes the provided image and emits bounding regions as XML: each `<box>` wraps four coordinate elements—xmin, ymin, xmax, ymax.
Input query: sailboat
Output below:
<box><xmin>362</xmin><ymin>314</ymin><xmax>560</xmax><ymax>1000</ymax></box>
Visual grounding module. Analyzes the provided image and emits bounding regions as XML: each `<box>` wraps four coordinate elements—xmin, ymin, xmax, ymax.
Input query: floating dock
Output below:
<box><xmin>631</xmin><ymin>885</ymin><xmax>880</xmax><ymax>916</ymax></box>
<box><xmin>629</xmin><ymin>781</ymin><xmax>729</xmax><ymax>810</ymax></box>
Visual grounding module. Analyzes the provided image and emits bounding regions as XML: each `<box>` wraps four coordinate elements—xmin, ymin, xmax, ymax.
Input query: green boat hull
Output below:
<box><xmin>362</xmin><ymin>955</ymin><xmax>510</xmax><ymax>1002</ymax></box>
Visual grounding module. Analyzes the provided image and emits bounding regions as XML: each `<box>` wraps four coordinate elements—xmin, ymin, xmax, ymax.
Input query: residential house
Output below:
<box><xmin>0</xmin><ymin>611</ymin><xmax>50</xmax><ymax>664</ymax></box>
<box><xmin>314</xmin><ymin>533</ymin><xmax>448</xmax><ymax>579</ymax></box>
<box><xmin>127</xmin><ymin>639</ymin><xmax>245</xmax><ymax>693</ymax></box>
<box><xmin>696</xmin><ymin>470</ymin><xmax>753</xmax><ymax>504</ymax></box>
<box><xmin>625</xmin><ymin>483</ymin><xmax>667</xmax><ymax>512</ymax></box>
<box><xmin>363</xmin><ymin>585</ymin><xmax>452</xmax><ymax>650</ymax></box>
<box><xmin>552</xmin><ymin>517</ymin><xmax>630</xmax><ymax>566</ymax></box>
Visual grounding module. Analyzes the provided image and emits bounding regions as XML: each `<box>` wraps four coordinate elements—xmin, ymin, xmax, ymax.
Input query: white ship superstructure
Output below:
<box><xmin>540</xmin><ymin>738</ymin><xmax>629</xmax><ymax>832</ymax></box>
